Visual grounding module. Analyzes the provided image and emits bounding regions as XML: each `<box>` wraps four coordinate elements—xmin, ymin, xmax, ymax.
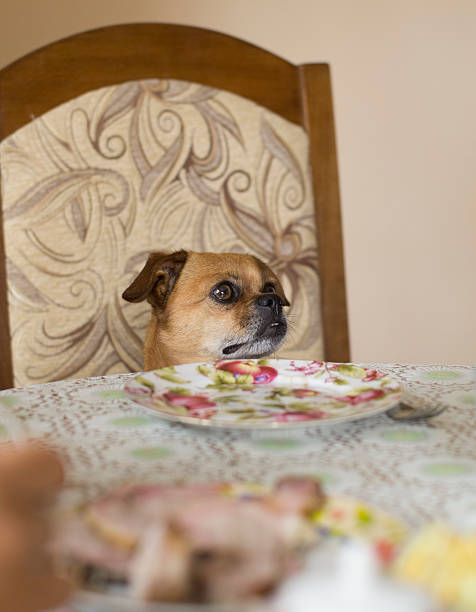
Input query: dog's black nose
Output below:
<box><xmin>256</xmin><ymin>293</ymin><xmax>282</xmax><ymax>313</ymax></box>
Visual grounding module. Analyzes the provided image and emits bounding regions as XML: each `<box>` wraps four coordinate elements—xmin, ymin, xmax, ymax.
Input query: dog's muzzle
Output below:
<box><xmin>253</xmin><ymin>292</ymin><xmax>288</xmax><ymax>338</ymax></box>
<box><xmin>222</xmin><ymin>293</ymin><xmax>287</xmax><ymax>356</ymax></box>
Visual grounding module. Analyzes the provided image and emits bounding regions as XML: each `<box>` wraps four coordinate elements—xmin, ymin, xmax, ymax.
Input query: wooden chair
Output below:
<box><xmin>0</xmin><ymin>23</ymin><xmax>349</xmax><ymax>389</ymax></box>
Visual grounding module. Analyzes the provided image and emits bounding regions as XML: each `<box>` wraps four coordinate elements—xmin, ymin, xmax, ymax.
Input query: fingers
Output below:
<box><xmin>0</xmin><ymin>569</ymin><xmax>71</xmax><ymax>612</ymax></box>
<box><xmin>0</xmin><ymin>443</ymin><xmax>64</xmax><ymax>510</ymax></box>
<box><xmin>0</xmin><ymin>442</ymin><xmax>64</xmax><ymax>489</ymax></box>
<box><xmin>0</xmin><ymin>443</ymin><xmax>71</xmax><ymax>611</ymax></box>
<box><xmin>15</xmin><ymin>575</ymin><xmax>71</xmax><ymax>612</ymax></box>
<box><xmin>0</xmin><ymin>513</ymin><xmax>72</xmax><ymax>612</ymax></box>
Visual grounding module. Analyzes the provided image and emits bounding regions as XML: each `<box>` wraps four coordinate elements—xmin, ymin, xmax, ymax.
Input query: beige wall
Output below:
<box><xmin>1</xmin><ymin>0</ymin><xmax>475</xmax><ymax>365</ymax></box>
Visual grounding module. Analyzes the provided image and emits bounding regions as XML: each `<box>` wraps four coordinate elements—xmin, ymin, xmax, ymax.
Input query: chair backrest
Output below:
<box><xmin>0</xmin><ymin>23</ymin><xmax>349</xmax><ymax>389</ymax></box>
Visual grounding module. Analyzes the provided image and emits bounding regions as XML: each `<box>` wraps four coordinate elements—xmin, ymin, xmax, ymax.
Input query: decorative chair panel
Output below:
<box><xmin>0</xmin><ymin>79</ymin><xmax>323</xmax><ymax>386</ymax></box>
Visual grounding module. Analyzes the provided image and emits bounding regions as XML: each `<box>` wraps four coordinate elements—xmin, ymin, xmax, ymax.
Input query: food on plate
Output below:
<box><xmin>54</xmin><ymin>476</ymin><xmax>325</xmax><ymax>603</ymax></box>
<box><xmin>393</xmin><ymin>522</ymin><xmax>476</xmax><ymax>611</ymax></box>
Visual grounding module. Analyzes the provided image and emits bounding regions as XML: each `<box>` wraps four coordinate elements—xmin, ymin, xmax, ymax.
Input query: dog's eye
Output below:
<box><xmin>263</xmin><ymin>282</ymin><xmax>276</xmax><ymax>294</ymax></box>
<box><xmin>211</xmin><ymin>282</ymin><xmax>239</xmax><ymax>303</ymax></box>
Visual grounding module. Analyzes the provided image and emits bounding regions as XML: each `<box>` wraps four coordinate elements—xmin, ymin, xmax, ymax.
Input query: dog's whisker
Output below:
<box><xmin>285</xmin><ymin>320</ymin><xmax>297</xmax><ymax>335</ymax></box>
<box><xmin>283</xmin><ymin>326</ymin><xmax>299</xmax><ymax>345</ymax></box>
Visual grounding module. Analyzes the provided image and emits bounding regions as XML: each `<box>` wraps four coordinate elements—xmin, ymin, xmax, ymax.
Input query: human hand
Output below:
<box><xmin>0</xmin><ymin>443</ymin><xmax>71</xmax><ymax>612</ymax></box>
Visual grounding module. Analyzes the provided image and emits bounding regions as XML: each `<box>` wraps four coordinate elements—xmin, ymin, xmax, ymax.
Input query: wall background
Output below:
<box><xmin>1</xmin><ymin>0</ymin><xmax>475</xmax><ymax>365</ymax></box>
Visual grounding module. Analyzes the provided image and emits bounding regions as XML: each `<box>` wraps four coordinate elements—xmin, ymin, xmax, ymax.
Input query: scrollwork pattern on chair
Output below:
<box><xmin>0</xmin><ymin>79</ymin><xmax>323</xmax><ymax>386</ymax></box>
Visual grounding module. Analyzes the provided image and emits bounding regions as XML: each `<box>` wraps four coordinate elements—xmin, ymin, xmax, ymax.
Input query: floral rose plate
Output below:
<box><xmin>124</xmin><ymin>359</ymin><xmax>402</xmax><ymax>429</ymax></box>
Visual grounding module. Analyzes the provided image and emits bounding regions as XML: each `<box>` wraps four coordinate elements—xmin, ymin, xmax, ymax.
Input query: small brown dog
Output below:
<box><xmin>122</xmin><ymin>250</ymin><xmax>289</xmax><ymax>370</ymax></box>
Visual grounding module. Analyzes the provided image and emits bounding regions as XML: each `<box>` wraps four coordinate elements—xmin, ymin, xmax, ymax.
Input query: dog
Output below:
<box><xmin>122</xmin><ymin>250</ymin><xmax>289</xmax><ymax>370</ymax></box>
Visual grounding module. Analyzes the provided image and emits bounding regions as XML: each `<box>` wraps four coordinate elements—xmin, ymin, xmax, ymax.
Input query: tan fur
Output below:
<box><xmin>123</xmin><ymin>251</ymin><xmax>289</xmax><ymax>370</ymax></box>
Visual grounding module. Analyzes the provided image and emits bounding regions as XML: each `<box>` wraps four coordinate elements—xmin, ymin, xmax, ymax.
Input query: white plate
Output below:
<box><xmin>124</xmin><ymin>360</ymin><xmax>402</xmax><ymax>429</ymax></box>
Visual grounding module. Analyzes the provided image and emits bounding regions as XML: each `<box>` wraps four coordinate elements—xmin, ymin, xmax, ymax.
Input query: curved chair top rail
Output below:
<box><xmin>0</xmin><ymin>22</ymin><xmax>325</xmax><ymax>139</ymax></box>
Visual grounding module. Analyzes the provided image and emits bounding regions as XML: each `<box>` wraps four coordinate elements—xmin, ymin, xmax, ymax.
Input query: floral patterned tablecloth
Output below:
<box><xmin>0</xmin><ymin>363</ymin><xmax>474</xmax><ymax>530</ymax></box>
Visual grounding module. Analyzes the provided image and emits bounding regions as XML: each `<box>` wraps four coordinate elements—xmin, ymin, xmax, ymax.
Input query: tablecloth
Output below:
<box><xmin>0</xmin><ymin>363</ymin><xmax>474</xmax><ymax>530</ymax></box>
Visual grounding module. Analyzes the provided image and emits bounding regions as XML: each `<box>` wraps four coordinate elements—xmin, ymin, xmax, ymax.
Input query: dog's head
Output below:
<box><xmin>122</xmin><ymin>250</ymin><xmax>289</xmax><ymax>361</ymax></box>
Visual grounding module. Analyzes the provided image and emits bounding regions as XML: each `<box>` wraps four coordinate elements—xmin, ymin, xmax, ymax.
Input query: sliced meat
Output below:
<box><xmin>52</xmin><ymin>516</ymin><xmax>130</xmax><ymax>588</ymax></box>
<box><xmin>129</xmin><ymin>523</ymin><xmax>192</xmax><ymax>602</ymax></box>
<box><xmin>54</xmin><ymin>476</ymin><xmax>324</xmax><ymax>603</ymax></box>
<box><xmin>174</xmin><ymin>497</ymin><xmax>294</xmax><ymax>601</ymax></box>
<box><xmin>85</xmin><ymin>483</ymin><xmax>223</xmax><ymax>549</ymax></box>
<box><xmin>272</xmin><ymin>476</ymin><xmax>325</xmax><ymax>515</ymax></box>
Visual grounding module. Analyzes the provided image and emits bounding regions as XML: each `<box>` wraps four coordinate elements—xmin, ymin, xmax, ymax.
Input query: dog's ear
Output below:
<box><xmin>122</xmin><ymin>250</ymin><xmax>188</xmax><ymax>308</ymax></box>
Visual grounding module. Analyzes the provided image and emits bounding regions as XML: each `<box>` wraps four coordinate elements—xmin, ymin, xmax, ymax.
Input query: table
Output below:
<box><xmin>0</xmin><ymin>363</ymin><xmax>474</xmax><ymax>530</ymax></box>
